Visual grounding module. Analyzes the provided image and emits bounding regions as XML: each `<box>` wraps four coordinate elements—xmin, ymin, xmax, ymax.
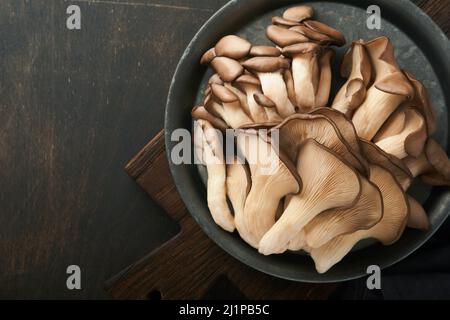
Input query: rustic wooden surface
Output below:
<box><xmin>0</xmin><ymin>0</ymin><xmax>448</xmax><ymax>299</ymax></box>
<box><xmin>105</xmin><ymin>130</ymin><xmax>338</xmax><ymax>299</ymax></box>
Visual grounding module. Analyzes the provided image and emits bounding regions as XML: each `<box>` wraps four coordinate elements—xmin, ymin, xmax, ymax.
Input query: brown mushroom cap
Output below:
<box><xmin>210</xmin><ymin>83</ymin><xmax>239</xmax><ymax>103</ymax></box>
<box><xmin>282</xmin><ymin>5</ymin><xmax>314</xmax><ymax>22</ymax></box>
<box><xmin>274</xmin><ymin>113</ymin><xmax>368</xmax><ymax>174</ymax></box>
<box><xmin>249</xmin><ymin>45</ymin><xmax>281</xmax><ymax>57</ymax></box>
<box><xmin>290</xmin><ymin>25</ymin><xmax>335</xmax><ymax>45</ymax></box>
<box><xmin>272</xmin><ymin>16</ymin><xmax>300</xmax><ymax>28</ymax></box>
<box><xmin>200</xmin><ymin>47</ymin><xmax>216</xmax><ymax>65</ymax></box>
<box><xmin>210</xmin><ymin>57</ymin><xmax>244</xmax><ymax>82</ymax></box>
<box><xmin>266</xmin><ymin>25</ymin><xmax>309</xmax><ymax>47</ymax></box>
<box><xmin>215</xmin><ymin>35</ymin><xmax>252</xmax><ymax>60</ymax></box>
<box><xmin>303</xmin><ymin>20</ymin><xmax>346</xmax><ymax>46</ymax></box>
<box><xmin>208</xmin><ymin>73</ymin><xmax>224</xmax><ymax>85</ymax></box>
<box><xmin>242</xmin><ymin>56</ymin><xmax>291</xmax><ymax>73</ymax></box>
<box><xmin>403</xmin><ymin>70</ymin><xmax>437</xmax><ymax>135</ymax></box>
<box><xmin>310</xmin><ymin>107</ymin><xmax>368</xmax><ymax>173</ymax></box>
<box><xmin>362</xmin><ymin>36</ymin><xmax>400</xmax><ymax>78</ymax></box>
<box><xmin>191</xmin><ymin>106</ymin><xmax>229</xmax><ymax>130</ymax></box>
<box><xmin>375</xmin><ymin>71</ymin><xmax>415</xmax><ymax>98</ymax></box>
<box><xmin>359</xmin><ymin>138</ymin><xmax>413</xmax><ymax>190</ymax></box>
<box><xmin>281</xmin><ymin>42</ymin><xmax>321</xmax><ymax>56</ymax></box>
<box><xmin>425</xmin><ymin>139</ymin><xmax>450</xmax><ymax>179</ymax></box>
<box><xmin>235</xmin><ymin>73</ymin><xmax>261</xmax><ymax>87</ymax></box>
<box><xmin>254</xmin><ymin>93</ymin><xmax>276</xmax><ymax>108</ymax></box>
<box><xmin>340</xmin><ymin>41</ymin><xmax>372</xmax><ymax>83</ymax></box>
<box><xmin>406</xmin><ymin>196</ymin><xmax>429</xmax><ymax>231</ymax></box>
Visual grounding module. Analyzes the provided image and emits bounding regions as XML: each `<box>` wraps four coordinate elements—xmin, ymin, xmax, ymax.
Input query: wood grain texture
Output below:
<box><xmin>0</xmin><ymin>0</ymin><xmax>448</xmax><ymax>299</ymax></box>
<box><xmin>106</xmin><ymin>130</ymin><xmax>337</xmax><ymax>299</ymax></box>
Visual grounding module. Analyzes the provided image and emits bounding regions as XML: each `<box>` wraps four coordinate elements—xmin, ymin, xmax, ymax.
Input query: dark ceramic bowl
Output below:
<box><xmin>165</xmin><ymin>0</ymin><xmax>450</xmax><ymax>282</ymax></box>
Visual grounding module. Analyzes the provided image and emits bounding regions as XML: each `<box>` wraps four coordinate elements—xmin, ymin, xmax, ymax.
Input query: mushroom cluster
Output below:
<box><xmin>192</xmin><ymin>5</ymin><xmax>450</xmax><ymax>273</ymax></box>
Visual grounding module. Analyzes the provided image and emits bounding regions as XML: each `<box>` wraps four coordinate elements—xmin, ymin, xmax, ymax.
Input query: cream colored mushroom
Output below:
<box><xmin>259</xmin><ymin>139</ymin><xmax>361</xmax><ymax>255</ymax></box>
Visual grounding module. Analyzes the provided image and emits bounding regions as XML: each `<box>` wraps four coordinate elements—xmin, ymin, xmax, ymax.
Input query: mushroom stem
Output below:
<box><xmin>291</xmin><ymin>52</ymin><xmax>319</xmax><ymax>110</ymax></box>
<box><xmin>257</xmin><ymin>72</ymin><xmax>296</xmax><ymax>117</ymax></box>
<box><xmin>194</xmin><ymin>120</ymin><xmax>235</xmax><ymax>232</ymax></box>
<box><xmin>404</xmin><ymin>153</ymin><xmax>432</xmax><ymax>177</ymax></box>
<box><xmin>352</xmin><ymin>87</ymin><xmax>406</xmax><ymax>140</ymax></box>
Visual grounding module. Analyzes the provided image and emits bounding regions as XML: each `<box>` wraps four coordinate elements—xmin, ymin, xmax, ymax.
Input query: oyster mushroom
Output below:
<box><xmin>304</xmin><ymin>176</ymin><xmax>383</xmax><ymax>249</ymax></box>
<box><xmin>403</xmin><ymin>70</ymin><xmax>437</xmax><ymax>135</ymax></box>
<box><xmin>272</xmin><ymin>16</ymin><xmax>301</xmax><ymax>28</ymax></box>
<box><xmin>259</xmin><ymin>139</ymin><xmax>361</xmax><ymax>255</ymax></box>
<box><xmin>266</xmin><ymin>25</ymin><xmax>309</xmax><ymax>47</ymax></box>
<box><xmin>206</xmin><ymin>83</ymin><xmax>253</xmax><ymax>128</ymax></box>
<box><xmin>249</xmin><ymin>46</ymin><xmax>281</xmax><ymax>57</ymax></box>
<box><xmin>359</xmin><ymin>139</ymin><xmax>413</xmax><ymax>190</ymax></box>
<box><xmin>404</xmin><ymin>139</ymin><xmax>450</xmax><ymax>186</ymax></box>
<box><xmin>310</xmin><ymin>107</ymin><xmax>367</xmax><ymax>170</ymax></box>
<box><xmin>282</xmin><ymin>5</ymin><xmax>314</xmax><ymax>23</ymax></box>
<box><xmin>281</xmin><ymin>42</ymin><xmax>321</xmax><ymax>111</ymax></box>
<box><xmin>242</xmin><ymin>56</ymin><xmax>296</xmax><ymax>117</ymax></box>
<box><xmin>226</xmin><ymin>159</ymin><xmax>252</xmax><ymax>237</ymax></box>
<box><xmin>194</xmin><ymin>120</ymin><xmax>235</xmax><ymax>232</ymax></box>
<box><xmin>210</xmin><ymin>57</ymin><xmax>244</xmax><ymax>82</ymax></box>
<box><xmin>303</xmin><ymin>20</ymin><xmax>346</xmax><ymax>46</ymax></box>
<box><xmin>234</xmin><ymin>74</ymin><xmax>281</xmax><ymax>123</ymax></box>
<box><xmin>311</xmin><ymin>164</ymin><xmax>409</xmax><ymax>273</ymax></box>
<box><xmin>191</xmin><ymin>106</ymin><xmax>228</xmax><ymax>130</ymax></box>
<box><xmin>352</xmin><ymin>71</ymin><xmax>415</xmax><ymax>140</ymax></box>
<box><xmin>406</xmin><ymin>196</ymin><xmax>429</xmax><ymax>231</ymax></box>
<box><xmin>332</xmin><ymin>41</ymin><xmax>372</xmax><ymax>117</ymax></box>
<box><xmin>375</xmin><ymin>107</ymin><xmax>427</xmax><ymax>159</ymax></box>
<box><xmin>214</xmin><ymin>35</ymin><xmax>252</xmax><ymax>60</ymax></box>
<box><xmin>274</xmin><ymin>113</ymin><xmax>368</xmax><ymax>175</ymax></box>
<box><xmin>236</xmin><ymin>130</ymin><xmax>302</xmax><ymax>248</ymax></box>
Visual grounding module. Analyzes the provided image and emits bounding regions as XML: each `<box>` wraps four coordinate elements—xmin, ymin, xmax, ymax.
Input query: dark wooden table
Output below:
<box><xmin>0</xmin><ymin>0</ymin><xmax>448</xmax><ymax>299</ymax></box>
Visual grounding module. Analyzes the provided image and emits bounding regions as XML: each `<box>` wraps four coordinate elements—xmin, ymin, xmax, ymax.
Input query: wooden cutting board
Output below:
<box><xmin>104</xmin><ymin>130</ymin><xmax>337</xmax><ymax>299</ymax></box>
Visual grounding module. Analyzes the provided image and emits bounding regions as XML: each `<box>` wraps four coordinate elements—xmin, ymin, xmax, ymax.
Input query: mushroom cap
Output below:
<box><xmin>215</xmin><ymin>35</ymin><xmax>252</xmax><ymax>60</ymax></box>
<box><xmin>254</xmin><ymin>93</ymin><xmax>276</xmax><ymax>108</ymax></box>
<box><xmin>303</xmin><ymin>20</ymin><xmax>346</xmax><ymax>46</ymax></box>
<box><xmin>266</xmin><ymin>25</ymin><xmax>309</xmax><ymax>47</ymax></box>
<box><xmin>425</xmin><ymin>139</ymin><xmax>450</xmax><ymax>179</ymax></box>
<box><xmin>282</xmin><ymin>5</ymin><xmax>314</xmax><ymax>22</ymax></box>
<box><xmin>273</xmin><ymin>113</ymin><xmax>367</xmax><ymax>174</ymax></box>
<box><xmin>242</xmin><ymin>56</ymin><xmax>291</xmax><ymax>73</ymax></box>
<box><xmin>375</xmin><ymin>71</ymin><xmax>415</xmax><ymax>98</ymax></box>
<box><xmin>210</xmin><ymin>57</ymin><xmax>244</xmax><ymax>82</ymax></box>
<box><xmin>249</xmin><ymin>45</ymin><xmax>281</xmax><ymax>57</ymax></box>
<box><xmin>403</xmin><ymin>70</ymin><xmax>437</xmax><ymax>135</ymax></box>
<box><xmin>290</xmin><ymin>25</ymin><xmax>335</xmax><ymax>45</ymax></box>
<box><xmin>200</xmin><ymin>47</ymin><xmax>216</xmax><ymax>65</ymax></box>
<box><xmin>359</xmin><ymin>138</ymin><xmax>413</xmax><ymax>190</ymax></box>
<box><xmin>310</xmin><ymin>107</ymin><xmax>368</xmax><ymax>174</ymax></box>
<box><xmin>235</xmin><ymin>73</ymin><xmax>261</xmax><ymax>86</ymax></box>
<box><xmin>406</xmin><ymin>196</ymin><xmax>429</xmax><ymax>231</ymax></box>
<box><xmin>208</xmin><ymin>73</ymin><xmax>224</xmax><ymax>85</ymax></box>
<box><xmin>191</xmin><ymin>106</ymin><xmax>229</xmax><ymax>130</ymax></box>
<box><xmin>281</xmin><ymin>42</ymin><xmax>321</xmax><ymax>56</ymax></box>
<box><xmin>272</xmin><ymin>16</ymin><xmax>300</xmax><ymax>28</ymax></box>
<box><xmin>305</xmin><ymin>175</ymin><xmax>383</xmax><ymax>249</ymax></box>
<box><xmin>362</xmin><ymin>36</ymin><xmax>400</xmax><ymax>77</ymax></box>
<box><xmin>210</xmin><ymin>83</ymin><xmax>239</xmax><ymax>103</ymax></box>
